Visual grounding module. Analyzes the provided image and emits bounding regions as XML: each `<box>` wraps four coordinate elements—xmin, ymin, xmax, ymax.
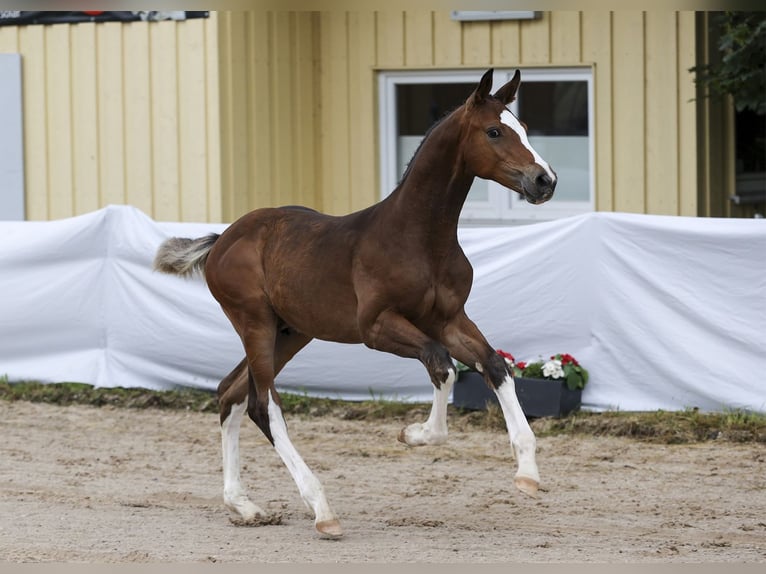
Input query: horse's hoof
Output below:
<box><xmin>397</xmin><ymin>423</ymin><xmax>446</xmax><ymax>446</ymax></box>
<box><xmin>514</xmin><ymin>476</ymin><xmax>539</xmax><ymax>498</ymax></box>
<box><xmin>225</xmin><ymin>498</ymin><xmax>266</xmax><ymax>522</ymax></box>
<box><xmin>398</xmin><ymin>424</ymin><xmax>426</xmax><ymax>445</ymax></box>
<box><xmin>316</xmin><ymin>519</ymin><xmax>344</xmax><ymax>539</ymax></box>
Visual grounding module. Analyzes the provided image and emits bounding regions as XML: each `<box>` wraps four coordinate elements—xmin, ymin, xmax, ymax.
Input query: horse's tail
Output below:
<box><xmin>153</xmin><ymin>233</ymin><xmax>220</xmax><ymax>278</ymax></box>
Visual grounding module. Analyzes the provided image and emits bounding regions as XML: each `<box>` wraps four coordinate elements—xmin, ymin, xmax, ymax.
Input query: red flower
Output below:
<box><xmin>516</xmin><ymin>361</ymin><xmax>527</xmax><ymax>370</ymax></box>
<box><xmin>496</xmin><ymin>349</ymin><xmax>515</xmax><ymax>363</ymax></box>
<box><xmin>557</xmin><ymin>353</ymin><xmax>579</xmax><ymax>366</ymax></box>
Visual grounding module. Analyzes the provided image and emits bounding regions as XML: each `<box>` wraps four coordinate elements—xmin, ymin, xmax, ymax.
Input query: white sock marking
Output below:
<box><xmin>424</xmin><ymin>368</ymin><xmax>455</xmax><ymax>438</ymax></box>
<box><xmin>500</xmin><ymin>108</ymin><xmax>556</xmax><ymax>182</ymax></box>
<box><xmin>402</xmin><ymin>368</ymin><xmax>455</xmax><ymax>445</ymax></box>
<box><xmin>267</xmin><ymin>390</ymin><xmax>336</xmax><ymax>524</ymax></box>
<box><xmin>494</xmin><ymin>375</ymin><xmax>539</xmax><ymax>483</ymax></box>
<box><xmin>221</xmin><ymin>401</ymin><xmax>263</xmax><ymax>519</ymax></box>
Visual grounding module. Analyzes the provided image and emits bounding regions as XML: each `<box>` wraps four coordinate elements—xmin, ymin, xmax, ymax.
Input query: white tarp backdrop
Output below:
<box><xmin>1</xmin><ymin>205</ymin><xmax>764</xmax><ymax>413</ymax></box>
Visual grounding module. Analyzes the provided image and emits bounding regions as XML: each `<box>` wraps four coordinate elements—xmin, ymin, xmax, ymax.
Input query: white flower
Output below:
<box><xmin>542</xmin><ymin>359</ymin><xmax>565</xmax><ymax>379</ymax></box>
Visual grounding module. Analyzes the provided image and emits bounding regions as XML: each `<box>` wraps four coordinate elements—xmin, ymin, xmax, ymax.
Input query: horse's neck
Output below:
<box><xmin>381</xmin><ymin>113</ymin><xmax>473</xmax><ymax>247</ymax></box>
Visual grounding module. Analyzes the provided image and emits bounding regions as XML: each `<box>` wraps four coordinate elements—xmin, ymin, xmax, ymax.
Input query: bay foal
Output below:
<box><xmin>155</xmin><ymin>69</ymin><xmax>556</xmax><ymax>538</ymax></box>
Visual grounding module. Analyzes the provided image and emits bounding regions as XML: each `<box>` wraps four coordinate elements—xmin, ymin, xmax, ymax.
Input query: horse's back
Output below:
<box><xmin>205</xmin><ymin>204</ymin><xmax>366</xmax><ymax>342</ymax></box>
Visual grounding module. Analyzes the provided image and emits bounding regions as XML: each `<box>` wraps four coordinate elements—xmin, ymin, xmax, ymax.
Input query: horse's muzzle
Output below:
<box><xmin>522</xmin><ymin>169</ymin><xmax>556</xmax><ymax>205</ymax></box>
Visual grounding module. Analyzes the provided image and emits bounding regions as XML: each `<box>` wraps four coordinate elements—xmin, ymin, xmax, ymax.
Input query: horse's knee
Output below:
<box><xmin>484</xmin><ymin>352</ymin><xmax>511</xmax><ymax>390</ymax></box>
<box><xmin>421</xmin><ymin>341</ymin><xmax>455</xmax><ymax>388</ymax></box>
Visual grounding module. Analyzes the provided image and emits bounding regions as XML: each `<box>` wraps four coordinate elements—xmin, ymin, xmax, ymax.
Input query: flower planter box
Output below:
<box><xmin>453</xmin><ymin>371</ymin><xmax>582</xmax><ymax>417</ymax></box>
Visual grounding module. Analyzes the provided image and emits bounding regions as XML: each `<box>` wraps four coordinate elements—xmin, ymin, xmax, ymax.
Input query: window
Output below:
<box><xmin>731</xmin><ymin>108</ymin><xmax>766</xmax><ymax>210</ymax></box>
<box><xmin>378</xmin><ymin>68</ymin><xmax>594</xmax><ymax>224</ymax></box>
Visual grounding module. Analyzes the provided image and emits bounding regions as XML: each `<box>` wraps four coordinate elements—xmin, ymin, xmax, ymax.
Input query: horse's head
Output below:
<box><xmin>461</xmin><ymin>69</ymin><xmax>557</xmax><ymax>205</ymax></box>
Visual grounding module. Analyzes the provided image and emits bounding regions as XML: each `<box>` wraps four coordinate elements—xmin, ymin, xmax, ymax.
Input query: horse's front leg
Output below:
<box><xmin>443</xmin><ymin>315</ymin><xmax>540</xmax><ymax>498</ymax></box>
<box><xmin>398</xmin><ymin>359</ymin><xmax>455</xmax><ymax>446</ymax></box>
<box><xmin>360</xmin><ymin>309</ymin><xmax>456</xmax><ymax>447</ymax></box>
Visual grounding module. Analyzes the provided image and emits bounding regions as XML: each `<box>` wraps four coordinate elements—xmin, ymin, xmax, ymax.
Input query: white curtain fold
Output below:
<box><xmin>1</xmin><ymin>205</ymin><xmax>763</xmax><ymax>413</ymax></box>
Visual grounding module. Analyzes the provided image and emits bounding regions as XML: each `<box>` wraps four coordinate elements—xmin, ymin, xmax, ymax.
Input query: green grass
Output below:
<box><xmin>0</xmin><ymin>380</ymin><xmax>426</xmax><ymax>420</ymax></box>
<box><xmin>527</xmin><ymin>407</ymin><xmax>766</xmax><ymax>444</ymax></box>
<box><xmin>0</xmin><ymin>379</ymin><xmax>220</xmax><ymax>412</ymax></box>
<box><xmin>1</xmin><ymin>379</ymin><xmax>764</xmax><ymax>444</ymax></box>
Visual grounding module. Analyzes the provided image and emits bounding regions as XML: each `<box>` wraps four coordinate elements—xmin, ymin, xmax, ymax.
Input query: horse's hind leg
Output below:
<box><xmin>261</xmin><ymin>385</ymin><xmax>342</xmax><ymax>538</ymax></box>
<box><xmin>243</xmin><ymin>326</ymin><xmax>342</xmax><ymax>538</ymax></box>
<box><xmin>218</xmin><ymin>358</ymin><xmax>265</xmax><ymax>521</ymax></box>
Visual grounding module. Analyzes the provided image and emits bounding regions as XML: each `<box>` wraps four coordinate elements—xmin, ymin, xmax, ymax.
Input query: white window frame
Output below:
<box><xmin>378</xmin><ymin>67</ymin><xmax>595</xmax><ymax>224</ymax></box>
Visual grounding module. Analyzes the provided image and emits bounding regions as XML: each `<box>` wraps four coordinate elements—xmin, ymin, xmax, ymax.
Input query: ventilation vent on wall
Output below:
<box><xmin>450</xmin><ymin>11</ymin><xmax>542</xmax><ymax>22</ymax></box>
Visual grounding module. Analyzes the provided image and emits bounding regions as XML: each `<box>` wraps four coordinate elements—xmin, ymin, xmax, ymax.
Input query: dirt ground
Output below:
<box><xmin>1</xmin><ymin>400</ymin><xmax>764</xmax><ymax>563</ymax></box>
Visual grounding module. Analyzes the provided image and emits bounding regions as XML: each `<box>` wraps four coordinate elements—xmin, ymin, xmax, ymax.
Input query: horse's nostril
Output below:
<box><xmin>536</xmin><ymin>173</ymin><xmax>553</xmax><ymax>188</ymax></box>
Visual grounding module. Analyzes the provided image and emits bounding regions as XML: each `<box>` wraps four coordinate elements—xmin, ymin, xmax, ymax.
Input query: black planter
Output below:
<box><xmin>453</xmin><ymin>371</ymin><xmax>582</xmax><ymax>417</ymax></box>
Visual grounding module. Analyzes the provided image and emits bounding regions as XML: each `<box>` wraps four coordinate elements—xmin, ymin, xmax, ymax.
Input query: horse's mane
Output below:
<box><xmin>397</xmin><ymin>106</ymin><xmax>459</xmax><ymax>186</ymax></box>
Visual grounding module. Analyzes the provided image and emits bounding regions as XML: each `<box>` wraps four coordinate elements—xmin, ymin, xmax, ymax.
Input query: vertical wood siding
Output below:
<box><xmin>0</xmin><ymin>14</ymin><xmax>221</xmax><ymax>221</ymax></box>
<box><xmin>217</xmin><ymin>10</ymin><xmax>699</xmax><ymax>219</ymax></box>
<box><xmin>217</xmin><ymin>11</ymin><xmax>322</xmax><ymax>221</ymax></box>
<box><xmin>581</xmin><ymin>12</ymin><xmax>613</xmax><ymax>212</ymax></box>
<box><xmin>611</xmin><ymin>12</ymin><xmax>646</xmax><ymax>214</ymax></box>
<box><xmin>3</xmin><ymin>11</ymin><xmax>700</xmax><ymax>222</ymax></box>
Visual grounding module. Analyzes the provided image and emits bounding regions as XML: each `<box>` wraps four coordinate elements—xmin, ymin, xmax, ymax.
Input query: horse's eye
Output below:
<box><xmin>487</xmin><ymin>128</ymin><xmax>501</xmax><ymax>139</ymax></box>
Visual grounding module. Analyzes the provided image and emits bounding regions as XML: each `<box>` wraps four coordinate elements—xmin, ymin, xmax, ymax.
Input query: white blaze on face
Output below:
<box><xmin>500</xmin><ymin>109</ymin><xmax>556</xmax><ymax>183</ymax></box>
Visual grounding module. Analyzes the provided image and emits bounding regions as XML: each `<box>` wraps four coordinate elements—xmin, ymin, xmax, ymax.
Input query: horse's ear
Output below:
<box><xmin>492</xmin><ymin>69</ymin><xmax>521</xmax><ymax>105</ymax></box>
<box><xmin>468</xmin><ymin>68</ymin><xmax>494</xmax><ymax>108</ymax></box>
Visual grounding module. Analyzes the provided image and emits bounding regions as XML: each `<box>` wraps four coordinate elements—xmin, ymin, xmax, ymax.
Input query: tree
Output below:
<box><xmin>692</xmin><ymin>12</ymin><xmax>766</xmax><ymax>114</ymax></box>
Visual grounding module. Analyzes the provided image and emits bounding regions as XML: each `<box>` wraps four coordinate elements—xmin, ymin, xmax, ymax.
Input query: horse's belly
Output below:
<box><xmin>269</xmin><ymin>277</ymin><xmax>363</xmax><ymax>344</ymax></box>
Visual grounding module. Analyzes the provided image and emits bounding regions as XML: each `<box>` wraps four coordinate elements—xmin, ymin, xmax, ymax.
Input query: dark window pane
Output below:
<box><xmin>735</xmin><ymin>109</ymin><xmax>766</xmax><ymax>173</ymax></box>
<box><xmin>518</xmin><ymin>81</ymin><xmax>588</xmax><ymax>136</ymax></box>
<box><xmin>396</xmin><ymin>83</ymin><xmax>475</xmax><ymax>135</ymax></box>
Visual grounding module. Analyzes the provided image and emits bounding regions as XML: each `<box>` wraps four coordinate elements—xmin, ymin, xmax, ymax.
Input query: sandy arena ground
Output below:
<box><xmin>0</xmin><ymin>400</ymin><xmax>764</xmax><ymax>563</ymax></box>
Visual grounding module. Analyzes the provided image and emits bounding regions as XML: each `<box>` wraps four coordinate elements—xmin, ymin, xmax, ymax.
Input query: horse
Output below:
<box><xmin>154</xmin><ymin>68</ymin><xmax>556</xmax><ymax>539</ymax></box>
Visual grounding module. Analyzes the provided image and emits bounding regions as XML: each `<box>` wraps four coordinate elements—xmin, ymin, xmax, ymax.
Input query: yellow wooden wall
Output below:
<box><xmin>217</xmin><ymin>11</ymin><xmax>322</xmax><ymax>222</ymax></box>
<box><xmin>0</xmin><ymin>13</ymin><xmax>221</xmax><ymax>221</ymax></box>
<box><xmin>2</xmin><ymin>11</ymin><xmax>700</xmax><ymax>222</ymax></box>
<box><xmin>217</xmin><ymin>10</ymin><xmax>699</xmax><ymax>220</ymax></box>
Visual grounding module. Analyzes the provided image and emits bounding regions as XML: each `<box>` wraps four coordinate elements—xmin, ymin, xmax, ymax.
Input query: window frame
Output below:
<box><xmin>377</xmin><ymin>67</ymin><xmax>595</xmax><ymax>224</ymax></box>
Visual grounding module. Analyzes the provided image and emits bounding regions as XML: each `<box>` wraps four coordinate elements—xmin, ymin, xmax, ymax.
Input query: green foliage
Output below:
<box><xmin>454</xmin><ymin>360</ymin><xmax>472</xmax><ymax>373</ymax></box>
<box><xmin>519</xmin><ymin>361</ymin><xmax>544</xmax><ymax>379</ymax></box>
<box><xmin>692</xmin><ymin>12</ymin><xmax>766</xmax><ymax>114</ymax></box>
<box><xmin>278</xmin><ymin>389</ymin><xmax>319</xmax><ymax>414</ymax></box>
<box><xmin>562</xmin><ymin>362</ymin><xmax>589</xmax><ymax>391</ymax></box>
<box><xmin>458</xmin><ymin>351</ymin><xmax>589</xmax><ymax>389</ymax></box>
<box><xmin>512</xmin><ymin>353</ymin><xmax>589</xmax><ymax>390</ymax></box>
